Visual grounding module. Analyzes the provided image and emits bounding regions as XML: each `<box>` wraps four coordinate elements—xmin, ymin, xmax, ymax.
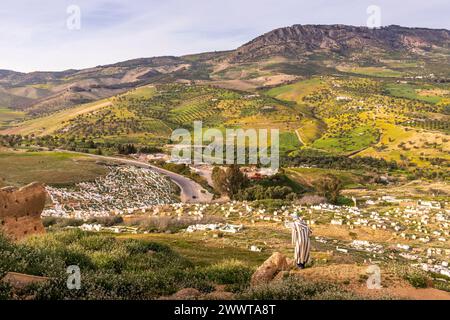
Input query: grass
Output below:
<box><xmin>239</xmin><ymin>276</ymin><xmax>364</xmax><ymax>300</ymax></box>
<box><xmin>337</xmin><ymin>66</ymin><xmax>404</xmax><ymax>78</ymax></box>
<box><xmin>0</xmin><ymin>99</ymin><xmax>112</xmax><ymax>136</ymax></box>
<box><xmin>359</xmin><ymin>119</ymin><xmax>450</xmax><ymax>167</ymax></box>
<box><xmin>0</xmin><ymin>230</ymin><xmax>262</xmax><ymax>299</ymax></box>
<box><xmin>124</xmin><ymin>86</ymin><xmax>156</xmax><ymax>99</ymax></box>
<box><xmin>311</xmin><ymin>125</ymin><xmax>379</xmax><ymax>154</ymax></box>
<box><xmin>0</xmin><ymin>107</ymin><xmax>25</xmax><ymax>129</ymax></box>
<box><xmin>286</xmin><ymin>167</ymin><xmax>367</xmax><ymax>189</ymax></box>
<box><xmin>0</xmin><ymin>229</ymin><xmax>366</xmax><ymax>300</ymax></box>
<box><xmin>385</xmin><ymin>82</ymin><xmax>447</xmax><ymax>104</ymax></box>
<box><xmin>117</xmin><ymin>233</ymin><xmax>267</xmax><ymax>267</ymax></box>
<box><xmin>296</xmin><ymin>118</ymin><xmax>326</xmax><ymax>145</ymax></box>
<box><xmin>279</xmin><ymin>131</ymin><xmax>301</xmax><ymax>154</ymax></box>
<box><xmin>0</xmin><ymin>150</ymin><xmax>108</xmax><ymax>187</ymax></box>
<box><xmin>266</xmin><ymin>78</ymin><xmax>326</xmax><ymax>104</ymax></box>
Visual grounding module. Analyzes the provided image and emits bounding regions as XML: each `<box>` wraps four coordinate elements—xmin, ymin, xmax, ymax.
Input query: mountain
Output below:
<box><xmin>0</xmin><ymin>56</ymin><xmax>192</xmax><ymax>116</ymax></box>
<box><xmin>0</xmin><ymin>24</ymin><xmax>449</xmax><ymax>116</ymax></box>
<box><xmin>229</xmin><ymin>24</ymin><xmax>450</xmax><ymax>62</ymax></box>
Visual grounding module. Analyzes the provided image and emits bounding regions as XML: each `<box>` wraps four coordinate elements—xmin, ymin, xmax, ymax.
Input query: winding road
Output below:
<box><xmin>57</xmin><ymin>150</ymin><xmax>213</xmax><ymax>203</ymax></box>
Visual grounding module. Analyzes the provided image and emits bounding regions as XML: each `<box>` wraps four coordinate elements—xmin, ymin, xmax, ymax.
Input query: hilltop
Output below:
<box><xmin>229</xmin><ymin>24</ymin><xmax>450</xmax><ymax>62</ymax></box>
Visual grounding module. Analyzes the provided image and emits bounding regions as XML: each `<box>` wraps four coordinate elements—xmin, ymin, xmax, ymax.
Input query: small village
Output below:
<box><xmin>51</xmin><ymin>189</ymin><xmax>450</xmax><ymax>280</ymax></box>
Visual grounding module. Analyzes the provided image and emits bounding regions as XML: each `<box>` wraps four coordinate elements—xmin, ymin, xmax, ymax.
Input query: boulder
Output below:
<box><xmin>0</xmin><ymin>183</ymin><xmax>47</xmax><ymax>241</ymax></box>
<box><xmin>250</xmin><ymin>252</ymin><xmax>290</xmax><ymax>286</ymax></box>
<box><xmin>2</xmin><ymin>272</ymin><xmax>49</xmax><ymax>290</ymax></box>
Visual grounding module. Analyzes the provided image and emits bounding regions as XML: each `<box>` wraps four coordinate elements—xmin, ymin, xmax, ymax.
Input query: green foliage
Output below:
<box><xmin>212</xmin><ymin>165</ymin><xmax>248</xmax><ymax>198</ymax></box>
<box><xmin>117</xmin><ymin>144</ymin><xmax>137</xmax><ymax>155</ymax></box>
<box><xmin>404</xmin><ymin>271</ymin><xmax>431</xmax><ymax>289</ymax></box>
<box><xmin>0</xmin><ymin>231</ymin><xmax>258</xmax><ymax>300</ymax></box>
<box><xmin>239</xmin><ymin>277</ymin><xmax>363</xmax><ymax>300</ymax></box>
<box><xmin>314</xmin><ymin>174</ymin><xmax>344</xmax><ymax>204</ymax></box>
<box><xmin>236</xmin><ymin>185</ymin><xmax>296</xmax><ymax>201</ymax></box>
<box><xmin>202</xmin><ymin>260</ymin><xmax>253</xmax><ymax>288</ymax></box>
<box><xmin>335</xmin><ymin>196</ymin><xmax>354</xmax><ymax>206</ymax></box>
<box><xmin>384</xmin><ymin>82</ymin><xmax>445</xmax><ymax>104</ymax></box>
<box><xmin>283</xmin><ymin>154</ymin><xmax>399</xmax><ymax>171</ymax></box>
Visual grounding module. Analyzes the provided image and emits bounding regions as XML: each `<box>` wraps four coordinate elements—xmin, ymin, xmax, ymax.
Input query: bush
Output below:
<box><xmin>404</xmin><ymin>272</ymin><xmax>431</xmax><ymax>288</ymax></box>
<box><xmin>335</xmin><ymin>196</ymin><xmax>354</xmax><ymax>206</ymax></box>
<box><xmin>389</xmin><ymin>263</ymin><xmax>432</xmax><ymax>289</ymax></box>
<box><xmin>42</xmin><ymin>217</ymin><xmax>58</xmax><ymax>228</ymax></box>
<box><xmin>203</xmin><ymin>260</ymin><xmax>253</xmax><ymax>288</ymax></box>
<box><xmin>239</xmin><ymin>277</ymin><xmax>364</xmax><ymax>300</ymax></box>
<box><xmin>0</xmin><ymin>231</ymin><xmax>209</xmax><ymax>299</ymax></box>
<box><xmin>236</xmin><ymin>185</ymin><xmax>295</xmax><ymax>201</ymax></box>
<box><xmin>0</xmin><ymin>231</ymin><xmax>266</xmax><ymax>300</ymax></box>
<box><xmin>87</xmin><ymin>216</ymin><xmax>124</xmax><ymax>227</ymax></box>
<box><xmin>0</xmin><ymin>282</ymin><xmax>12</xmax><ymax>300</ymax></box>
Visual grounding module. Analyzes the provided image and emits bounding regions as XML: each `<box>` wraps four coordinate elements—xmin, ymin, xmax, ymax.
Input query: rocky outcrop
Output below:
<box><xmin>250</xmin><ymin>252</ymin><xmax>291</xmax><ymax>286</ymax></box>
<box><xmin>230</xmin><ymin>24</ymin><xmax>450</xmax><ymax>62</ymax></box>
<box><xmin>0</xmin><ymin>183</ymin><xmax>47</xmax><ymax>241</ymax></box>
<box><xmin>1</xmin><ymin>272</ymin><xmax>49</xmax><ymax>290</ymax></box>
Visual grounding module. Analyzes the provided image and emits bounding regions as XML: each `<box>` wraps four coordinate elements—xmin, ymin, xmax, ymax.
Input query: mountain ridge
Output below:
<box><xmin>229</xmin><ymin>24</ymin><xmax>450</xmax><ymax>62</ymax></box>
<box><xmin>1</xmin><ymin>24</ymin><xmax>449</xmax><ymax>115</ymax></box>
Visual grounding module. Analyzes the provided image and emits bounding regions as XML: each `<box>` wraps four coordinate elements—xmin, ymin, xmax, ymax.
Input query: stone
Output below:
<box><xmin>250</xmin><ymin>252</ymin><xmax>290</xmax><ymax>286</ymax></box>
<box><xmin>0</xmin><ymin>183</ymin><xmax>47</xmax><ymax>241</ymax></box>
<box><xmin>2</xmin><ymin>272</ymin><xmax>49</xmax><ymax>290</ymax></box>
<box><xmin>286</xmin><ymin>258</ymin><xmax>295</xmax><ymax>267</ymax></box>
<box><xmin>168</xmin><ymin>288</ymin><xmax>202</xmax><ymax>300</ymax></box>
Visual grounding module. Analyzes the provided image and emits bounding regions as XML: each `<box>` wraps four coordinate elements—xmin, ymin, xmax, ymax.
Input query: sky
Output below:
<box><xmin>1</xmin><ymin>0</ymin><xmax>449</xmax><ymax>72</ymax></box>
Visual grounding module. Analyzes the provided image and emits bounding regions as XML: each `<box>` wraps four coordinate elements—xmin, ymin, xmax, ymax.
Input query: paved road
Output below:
<box><xmin>57</xmin><ymin>150</ymin><xmax>213</xmax><ymax>203</ymax></box>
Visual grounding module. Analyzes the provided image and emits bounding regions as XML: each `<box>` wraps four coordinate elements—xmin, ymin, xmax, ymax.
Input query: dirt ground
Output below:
<box><xmin>284</xmin><ymin>264</ymin><xmax>450</xmax><ymax>300</ymax></box>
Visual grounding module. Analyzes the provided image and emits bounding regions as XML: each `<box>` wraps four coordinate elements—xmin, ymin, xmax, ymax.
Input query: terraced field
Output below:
<box><xmin>0</xmin><ymin>107</ymin><xmax>25</xmax><ymax>130</ymax></box>
<box><xmin>263</xmin><ymin>76</ymin><xmax>450</xmax><ymax>168</ymax></box>
<box><xmin>0</xmin><ymin>99</ymin><xmax>112</xmax><ymax>136</ymax></box>
<box><xmin>1</xmin><ymin>75</ymin><xmax>449</xmax><ymax>168</ymax></box>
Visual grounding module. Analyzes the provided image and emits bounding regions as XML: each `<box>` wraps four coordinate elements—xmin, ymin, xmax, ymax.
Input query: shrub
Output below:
<box><xmin>0</xmin><ymin>282</ymin><xmax>12</xmax><ymax>300</ymax></box>
<box><xmin>404</xmin><ymin>272</ymin><xmax>431</xmax><ymax>288</ymax></box>
<box><xmin>388</xmin><ymin>263</ymin><xmax>432</xmax><ymax>289</ymax></box>
<box><xmin>87</xmin><ymin>216</ymin><xmax>124</xmax><ymax>227</ymax></box>
<box><xmin>203</xmin><ymin>260</ymin><xmax>253</xmax><ymax>288</ymax></box>
<box><xmin>239</xmin><ymin>277</ymin><xmax>363</xmax><ymax>300</ymax></box>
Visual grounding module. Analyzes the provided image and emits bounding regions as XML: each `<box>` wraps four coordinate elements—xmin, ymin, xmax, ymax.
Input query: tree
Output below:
<box><xmin>212</xmin><ymin>166</ymin><xmax>227</xmax><ymax>194</ymax></box>
<box><xmin>117</xmin><ymin>144</ymin><xmax>137</xmax><ymax>155</ymax></box>
<box><xmin>315</xmin><ymin>174</ymin><xmax>343</xmax><ymax>204</ymax></box>
<box><xmin>212</xmin><ymin>165</ymin><xmax>248</xmax><ymax>198</ymax></box>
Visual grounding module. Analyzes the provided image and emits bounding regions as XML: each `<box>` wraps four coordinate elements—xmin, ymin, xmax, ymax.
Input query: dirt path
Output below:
<box><xmin>295</xmin><ymin>129</ymin><xmax>306</xmax><ymax>146</ymax></box>
<box><xmin>288</xmin><ymin>264</ymin><xmax>450</xmax><ymax>300</ymax></box>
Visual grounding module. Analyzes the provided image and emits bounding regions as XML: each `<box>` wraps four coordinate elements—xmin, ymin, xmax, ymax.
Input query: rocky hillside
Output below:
<box><xmin>229</xmin><ymin>24</ymin><xmax>450</xmax><ymax>62</ymax></box>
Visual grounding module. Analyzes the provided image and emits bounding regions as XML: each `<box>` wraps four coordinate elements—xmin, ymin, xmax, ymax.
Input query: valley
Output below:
<box><xmin>0</xmin><ymin>23</ymin><xmax>449</xmax><ymax>301</ymax></box>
